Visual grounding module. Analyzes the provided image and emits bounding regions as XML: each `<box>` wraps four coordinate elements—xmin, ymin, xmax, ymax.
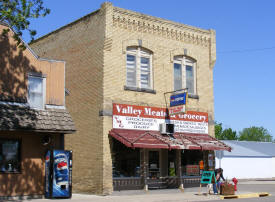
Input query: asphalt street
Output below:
<box><xmin>6</xmin><ymin>180</ymin><xmax>275</xmax><ymax>202</ymax></box>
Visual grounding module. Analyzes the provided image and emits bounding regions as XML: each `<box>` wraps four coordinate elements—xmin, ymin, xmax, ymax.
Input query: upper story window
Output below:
<box><xmin>126</xmin><ymin>47</ymin><xmax>153</xmax><ymax>89</ymax></box>
<box><xmin>173</xmin><ymin>56</ymin><xmax>196</xmax><ymax>95</ymax></box>
<box><xmin>28</xmin><ymin>76</ymin><xmax>45</xmax><ymax>109</ymax></box>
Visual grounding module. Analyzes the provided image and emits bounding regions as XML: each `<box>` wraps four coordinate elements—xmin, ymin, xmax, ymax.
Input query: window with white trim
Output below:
<box><xmin>28</xmin><ymin>76</ymin><xmax>45</xmax><ymax>109</ymax></box>
<box><xmin>173</xmin><ymin>56</ymin><xmax>196</xmax><ymax>94</ymax></box>
<box><xmin>126</xmin><ymin>47</ymin><xmax>152</xmax><ymax>89</ymax></box>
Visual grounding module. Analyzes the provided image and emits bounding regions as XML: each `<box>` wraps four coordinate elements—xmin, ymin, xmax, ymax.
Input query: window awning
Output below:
<box><xmin>109</xmin><ymin>129</ymin><xmax>231</xmax><ymax>152</ymax></box>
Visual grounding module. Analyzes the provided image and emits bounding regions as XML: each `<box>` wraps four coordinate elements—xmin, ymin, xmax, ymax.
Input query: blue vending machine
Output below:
<box><xmin>45</xmin><ymin>150</ymin><xmax>72</xmax><ymax>198</ymax></box>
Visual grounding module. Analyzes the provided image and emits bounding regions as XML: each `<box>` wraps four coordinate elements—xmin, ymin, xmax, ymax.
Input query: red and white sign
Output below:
<box><xmin>169</xmin><ymin>105</ymin><xmax>186</xmax><ymax>115</ymax></box>
<box><xmin>113</xmin><ymin>103</ymin><xmax>208</xmax><ymax>134</ymax></box>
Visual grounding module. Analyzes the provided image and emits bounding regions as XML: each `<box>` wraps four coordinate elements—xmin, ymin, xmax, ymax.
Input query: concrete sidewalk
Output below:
<box><xmin>8</xmin><ymin>180</ymin><xmax>275</xmax><ymax>202</ymax></box>
<box><xmin>24</xmin><ymin>189</ymin><xmax>221</xmax><ymax>202</ymax></box>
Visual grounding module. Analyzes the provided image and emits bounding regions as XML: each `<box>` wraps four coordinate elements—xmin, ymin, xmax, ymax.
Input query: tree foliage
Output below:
<box><xmin>215</xmin><ymin>122</ymin><xmax>238</xmax><ymax>140</ymax></box>
<box><xmin>214</xmin><ymin>122</ymin><xmax>223</xmax><ymax>139</ymax></box>
<box><xmin>0</xmin><ymin>0</ymin><xmax>50</xmax><ymax>48</ymax></box>
<box><xmin>215</xmin><ymin>122</ymin><xmax>273</xmax><ymax>142</ymax></box>
<box><xmin>239</xmin><ymin>126</ymin><xmax>273</xmax><ymax>142</ymax></box>
<box><xmin>221</xmin><ymin>128</ymin><xmax>238</xmax><ymax>140</ymax></box>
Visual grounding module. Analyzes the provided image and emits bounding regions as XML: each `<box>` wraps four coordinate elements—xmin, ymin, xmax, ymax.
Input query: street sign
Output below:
<box><xmin>170</xmin><ymin>92</ymin><xmax>187</xmax><ymax>107</ymax></box>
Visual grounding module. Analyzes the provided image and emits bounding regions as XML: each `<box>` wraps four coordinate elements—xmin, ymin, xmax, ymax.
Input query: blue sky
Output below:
<box><xmin>24</xmin><ymin>0</ymin><xmax>275</xmax><ymax>137</ymax></box>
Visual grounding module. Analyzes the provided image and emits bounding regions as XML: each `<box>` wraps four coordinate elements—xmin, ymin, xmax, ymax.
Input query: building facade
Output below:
<box><xmin>0</xmin><ymin>23</ymin><xmax>75</xmax><ymax>197</ymax></box>
<box><xmin>30</xmin><ymin>2</ymin><xmax>230</xmax><ymax>194</ymax></box>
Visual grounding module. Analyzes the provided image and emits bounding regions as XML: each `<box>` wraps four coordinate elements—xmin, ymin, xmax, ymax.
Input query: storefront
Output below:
<box><xmin>110</xmin><ymin>103</ymin><xmax>231</xmax><ymax>190</ymax></box>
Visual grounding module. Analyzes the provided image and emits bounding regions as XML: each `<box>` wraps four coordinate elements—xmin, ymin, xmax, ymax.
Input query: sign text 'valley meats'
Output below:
<box><xmin>113</xmin><ymin>103</ymin><xmax>208</xmax><ymax>134</ymax></box>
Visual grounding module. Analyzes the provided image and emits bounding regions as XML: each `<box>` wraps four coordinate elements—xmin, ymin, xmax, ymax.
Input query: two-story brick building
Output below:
<box><xmin>0</xmin><ymin>22</ymin><xmax>75</xmax><ymax>198</ymax></box>
<box><xmin>30</xmin><ymin>2</ymin><xmax>230</xmax><ymax>195</ymax></box>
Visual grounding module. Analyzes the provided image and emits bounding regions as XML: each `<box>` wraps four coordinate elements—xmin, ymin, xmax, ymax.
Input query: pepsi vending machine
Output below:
<box><xmin>45</xmin><ymin>150</ymin><xmax>72</xmax><ymax>198</ymax></box>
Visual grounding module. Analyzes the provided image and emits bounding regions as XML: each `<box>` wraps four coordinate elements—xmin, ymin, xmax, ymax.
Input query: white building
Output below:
<box><xmin>215</xmin><ymin>141</ymin><xmax>275</xmax><ymax>179</ymax></box>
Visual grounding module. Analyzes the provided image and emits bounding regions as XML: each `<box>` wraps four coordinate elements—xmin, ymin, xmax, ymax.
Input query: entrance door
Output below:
<box><xmin>148</xmin><ymin>151</ymin><xmax>160</xmax><ymax>179</ymax></box>
<box><xmin>168</xmin><ymin>150</ymin><xmax>176</xmax><ymax>176</ymax></box>
<box><xmin>147</xmin><ymin>149</ymin><xmax>177</xmax><ymax>189</ymax></box>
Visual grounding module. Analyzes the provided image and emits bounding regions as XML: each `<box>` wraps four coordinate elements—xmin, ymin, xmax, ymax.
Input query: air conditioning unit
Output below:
<box><xmin>159</xmin><ymin>123</ymin><xmax>174</xmax><ymax>134</ymax></box>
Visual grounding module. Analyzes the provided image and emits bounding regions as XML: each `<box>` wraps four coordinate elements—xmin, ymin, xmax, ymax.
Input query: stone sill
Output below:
<box><xmin>124</xmin><ymin>86</ymin><xmax>156</xmax><ymax>94</ymax></box>
<box><xmin>188</xmin><ymin>94</ymin><xmax>199</xmax><ymax>99</ymax></box>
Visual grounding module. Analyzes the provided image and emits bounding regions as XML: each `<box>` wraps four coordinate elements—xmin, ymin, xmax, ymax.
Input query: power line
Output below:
<box><xmin>217</xmin><ymin>46</ymin><xmax>275</xmax><ymax>54</ymax></box>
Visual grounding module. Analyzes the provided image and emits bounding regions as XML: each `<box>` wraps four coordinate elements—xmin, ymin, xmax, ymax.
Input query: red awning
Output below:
<box><xmin>109</xmin><ymin>129</ymin><xmax>185</xmax><ymax>150</ymax></box>
<box><xmin>174</xmin><ymin>133</ymin><xmax>232</xmax><ymax>152</ymax></box>
<box><xmin>109</xmin><ymin>129</ymin><xmax>231</xmax><ymax>151</ymax></box>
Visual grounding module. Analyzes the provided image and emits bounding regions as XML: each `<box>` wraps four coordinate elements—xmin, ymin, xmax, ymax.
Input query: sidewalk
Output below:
<box><xmin>26</xmin><ymin>189</ymin><xmax>221</xmax><ymax>202</ymax></box>
<box><xmin>7</xmin><ymin>180</ymin><xmax>275</xmax><ymax>202</ymax></box>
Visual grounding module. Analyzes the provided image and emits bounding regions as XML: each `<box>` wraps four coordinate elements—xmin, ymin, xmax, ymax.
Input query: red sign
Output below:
<box><xmin>186</xmin><ymin>165</ymin><xmax>200</xmax><ymax>176</ymax></box>
<box><xmin>113</xmin><ymin>103</ymin><xmax>209</xmax><ymax>134</ymax></box>
<box><xmin>113</xmin><ymin>103</ymin><xmax>208</xmax><ymax>122</ymax></box>
<box><xmin>169</xmin><ymin>105</ymin><xmax>186</xmax><ymax>115</ymax></box>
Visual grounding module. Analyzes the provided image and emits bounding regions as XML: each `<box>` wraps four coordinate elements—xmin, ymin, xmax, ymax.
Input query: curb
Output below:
<box><xmin>220</xmin><ymin>192</ymin><xmax>271</xmax><ymax>200</ymax></box>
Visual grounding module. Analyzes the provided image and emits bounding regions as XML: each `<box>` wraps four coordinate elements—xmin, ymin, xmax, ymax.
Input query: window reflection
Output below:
<box><xmin>112</xmin><ymin>139</ymin><xmax>140</xmax><ymax>178</ymax></box>
<box><xmin>0</xmin><ymin>139</ymin><xmax>21</xmax><ymax>173</ymax></box>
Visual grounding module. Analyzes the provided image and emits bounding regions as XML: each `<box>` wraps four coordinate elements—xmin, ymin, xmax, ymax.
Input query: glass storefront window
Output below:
<box><xmin>181</xmin><ymin>150</ymin><xmax>203</xmax><ymax>176</ymax></box>
<box><xmin>112</xmin><ymin>139</ymin><xmax>140</xmax><ymax>178</ymax></box>
<box><xmin>0</xmin><ymin>139</ymin><xmax>21</xmax><ymax>173</ymax></box>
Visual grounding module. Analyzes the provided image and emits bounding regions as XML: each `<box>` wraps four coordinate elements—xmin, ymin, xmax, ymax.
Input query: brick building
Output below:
<box><xmin>30</xmin><ymin>2</ymin><xmax>230</xmax><ymax>195</ymax></box>
<box><xmin>0</xmin><ymin>22</ymin><xmax>75</xmax><ymax>197</ymax></box>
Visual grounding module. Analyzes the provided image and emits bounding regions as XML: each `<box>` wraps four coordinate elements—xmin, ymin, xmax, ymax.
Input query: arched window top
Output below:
<box><xmin>122</xmin><ymin>39</ymin><xmax>155</xmax><ymax>54</ymax></box>
<box><xmin>174</xmin><ymin>55</ymin><xmax>196</xmax><ymax>64</ymax></box>
<box><xmin>127</xmin><ymin>46</ymin><xmax>153</xmax><ymax>55</ymax></box>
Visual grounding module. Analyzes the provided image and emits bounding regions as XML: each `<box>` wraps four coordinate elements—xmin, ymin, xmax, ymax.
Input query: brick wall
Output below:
<box><xmin>31</xmin><ymin>2</ymin><xmax>216</xmax><ymax>195</ymax></box>
<box><xmin>101</xmin><ymin>4</ymin><xmax>216</xmax><ymax>193</ymax></box>
<box><xmin>30</xmin><ymin>8</ymin><xmax>106</xmax><ymax>194</ymax></box>
<box><xmin>101</xmin><ymin>2</ymin><xmax>216</xmax><ymax>158</ymax></box>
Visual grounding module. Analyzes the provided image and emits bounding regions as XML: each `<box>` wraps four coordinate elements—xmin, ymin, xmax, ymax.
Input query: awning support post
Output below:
<box><xmin>142</xmin><ymin>149</ymin><xmax>148</xmax><ymax>191</ymax></box>
<box><xmin>176</xmin><ymin>149</ymin><xmax>184</xmax><ymax>192</ymax></box>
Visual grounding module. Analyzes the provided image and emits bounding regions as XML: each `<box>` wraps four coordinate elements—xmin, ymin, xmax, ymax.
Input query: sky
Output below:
<box><xmin>23</xmin><ymin>0</ymin><xmax>275</xmax><ymax>137</ymax></box>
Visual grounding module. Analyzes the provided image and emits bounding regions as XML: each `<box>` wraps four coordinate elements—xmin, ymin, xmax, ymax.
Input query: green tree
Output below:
<box><xmin>215</xmin><ymin>122</ymin><xmax>238</xmax><ymax>140</ymax></box>
<box><xmin>239</xmin><ymin>126</ymin><xmax>273</xmax><ymax>142</ymax></box>
<box><xmin>215</xmin><ymin>122</ymin><xmax>223</xmax><ymax>139</ymax></box>
<box><xmin>0</xmin><ymin>0</ymin><xmax>50</xmax><ymax>48</ymax></box>
<box><xmin>222</xmin><ymin>128</ymin><xmax>238</xmax><ymax>140</ymax></box>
